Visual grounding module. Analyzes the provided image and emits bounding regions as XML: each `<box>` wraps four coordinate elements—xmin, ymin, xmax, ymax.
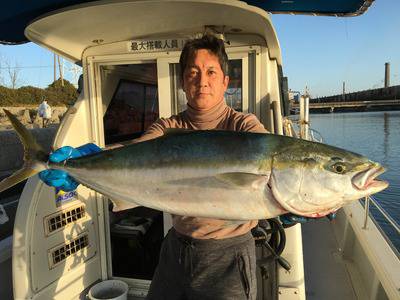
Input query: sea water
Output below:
<box><xmin>310</xmin><ymin>111</ymin><xmax>400</xmax><ymax>252</ymax></box>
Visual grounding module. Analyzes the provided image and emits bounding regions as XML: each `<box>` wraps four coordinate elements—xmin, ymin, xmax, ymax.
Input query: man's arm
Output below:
<box><xmin>237</xmin><ymin>113</ymin><xmax>269</xmax><ymax>134</ymax></box>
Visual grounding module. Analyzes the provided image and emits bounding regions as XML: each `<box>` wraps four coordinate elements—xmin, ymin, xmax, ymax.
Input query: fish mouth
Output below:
<box><xmin>352</xmin><ymin>165</ymin><xmax>388</xmax><ymax>192</ymax></box>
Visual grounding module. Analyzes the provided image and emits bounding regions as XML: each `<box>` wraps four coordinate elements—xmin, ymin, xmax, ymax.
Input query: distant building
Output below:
<box><xmin>289</xmin><ymin>89</ymin><xmax>300</xmax><ymax>103</ymax></box>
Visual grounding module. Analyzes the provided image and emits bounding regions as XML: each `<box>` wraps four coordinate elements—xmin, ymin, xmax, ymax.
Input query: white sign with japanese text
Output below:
<box><xmin>127</xmin><ymin>39</ymin><xmax>187</xmax><ymax>53</ymax></box>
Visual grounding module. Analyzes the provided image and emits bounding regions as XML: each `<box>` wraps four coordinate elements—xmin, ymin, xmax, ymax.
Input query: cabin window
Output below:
<box><xmin>170</xmin><ymin>59</ymin><xmax>243</xmax><ymax>113</ymax></box>
<box><xmin>103</xmin><ymin>64</ymin><xmax>159</xmax><ymax>145</ymax></box>
<box><xmin>226</xmin><ymin>59</ymin><xmax>243</xmax><ymax>112</ymax></box>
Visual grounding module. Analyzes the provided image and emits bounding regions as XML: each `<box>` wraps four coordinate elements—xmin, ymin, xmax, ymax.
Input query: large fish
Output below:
<box><xmin>0</xmin><ymin>109</ymin><xmax>388</xmax><ymax>220</ymax></box>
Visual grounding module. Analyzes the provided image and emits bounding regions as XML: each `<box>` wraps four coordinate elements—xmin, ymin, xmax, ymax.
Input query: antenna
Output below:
<box><xmin>66</xmin><ymin>62</ymin><xmax>82</xmax><ymax>88</ymax></box>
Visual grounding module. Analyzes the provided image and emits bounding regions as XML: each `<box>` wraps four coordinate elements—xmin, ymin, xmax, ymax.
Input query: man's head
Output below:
<box><xmin>180</xmin><ymin>35</ymin><xmax>229</xmax><ymax>110</ymax></box>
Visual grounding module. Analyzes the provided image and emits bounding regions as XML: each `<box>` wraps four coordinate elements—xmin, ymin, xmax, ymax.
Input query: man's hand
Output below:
<box><xmin>39</xmin><ymin>143</ymin><xmax>102</xmax><ymax>191</ymax></box>
<box><xmin>280</xmin><ymin>212</ymin><xmax>337</xmax><ymax>226</ymax></box>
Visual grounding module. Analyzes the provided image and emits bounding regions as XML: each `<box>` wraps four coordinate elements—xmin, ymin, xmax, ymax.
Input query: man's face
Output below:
<box><xmin>182</xmin><ymin>49</ymin><xmax>229</xmax><ymax>110</ymax></box>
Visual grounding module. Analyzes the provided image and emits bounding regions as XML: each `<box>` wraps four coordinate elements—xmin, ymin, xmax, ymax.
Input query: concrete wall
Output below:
<box><xmin>0</xmin><ymin>128</ymin><xmax>57</xmax><ymax>177</ymax></box>
<box><xmin>312</xmin><ymin>85</ymin><xmax>400</xmax><ymax>103</ymax></box>
<box><xmin>0</xmin><ymin>106</ymin><xmax>66</xmax><ymax>177</ymax></box>
<box><xmin>0</xmin><ymin>106</ymin><xmax>67</xmax><ymax>130</ymax></box>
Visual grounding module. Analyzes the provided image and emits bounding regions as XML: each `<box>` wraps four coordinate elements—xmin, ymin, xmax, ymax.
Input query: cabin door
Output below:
<box><xmin>97</xmin><ymin>59</ymin><xmax>170</xmax><ymax>295</ymax></box>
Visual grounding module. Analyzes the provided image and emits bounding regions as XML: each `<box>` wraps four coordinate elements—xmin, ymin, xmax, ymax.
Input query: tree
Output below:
<box><xmin>5</xmin><ymin>60</ymin><xmax>21</xmax><ymax>89</ymax></box>
<box><xmin>45</xmin><ymin>78</ymin><xmax>78</xmax><ymax>105</ymax></box>
<box><xmin>0</xmin><ymin>79</ymin><xmax>78</xmax><ymax>106</ymax></box>
<box><xmin>0</xmin><ymin>53</ymin><xmax>4</xmax><ymax>85</ymax></box>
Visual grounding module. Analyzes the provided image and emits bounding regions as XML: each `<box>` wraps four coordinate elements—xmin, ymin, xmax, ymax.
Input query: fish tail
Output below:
<box><xmin>0</xmin><ymin>109</ymin><xmax>48</xmax><ymax>193</ymax></box>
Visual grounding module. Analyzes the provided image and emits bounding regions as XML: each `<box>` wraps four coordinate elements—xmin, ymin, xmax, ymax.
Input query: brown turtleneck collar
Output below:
<box><xmin>183</xmin><ymin>100</ymin><xmax>229</xmax><ymax>127</ymax></box>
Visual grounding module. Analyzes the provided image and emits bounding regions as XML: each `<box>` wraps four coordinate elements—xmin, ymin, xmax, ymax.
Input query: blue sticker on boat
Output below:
<box><xmin>55</xmin><ymin>188</ymin><xmax>78</xmax><ymax>206</ymax></box>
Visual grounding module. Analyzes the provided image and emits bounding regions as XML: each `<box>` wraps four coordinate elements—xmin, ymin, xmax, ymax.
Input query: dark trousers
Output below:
<box><xmin>146</xmin><ymin>228</ymin><xmax>257</xmax><ymax>300</ymax></box>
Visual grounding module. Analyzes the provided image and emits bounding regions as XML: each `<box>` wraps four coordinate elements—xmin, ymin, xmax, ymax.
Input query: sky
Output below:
<box><xmin>0</xmin><ymin>43</ymin><xmax>81</xmax><ymax>89</ymax></box>
<box><xmin>271</xmin><ymin>0</ymin><xmax>400</xmax><ymax>97</ymax></box>
<box><xmin>0</xmin><ymin>0</ymin><xmax>398</xmax><ymax>98</ymax></box>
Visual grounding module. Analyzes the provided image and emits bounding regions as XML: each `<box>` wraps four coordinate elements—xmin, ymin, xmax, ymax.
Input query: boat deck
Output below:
<box><xmin>0</xmin><ymin>257</ymin><xmax>13</xmax><ymax>300</ymax></box>
<box><xmin>0</xmin><ymin>195</ymin><xmax>17</xmax><ymax>300</ymax></box>
<box><xmin>302</xmin><ymin>218</ymin><xmax>357</xmax><ymax>300</ymax></box>
<box><xmin>0</xmin><ymin>207</ymin><xmax>371</xmax><ymax>300</ymax></box>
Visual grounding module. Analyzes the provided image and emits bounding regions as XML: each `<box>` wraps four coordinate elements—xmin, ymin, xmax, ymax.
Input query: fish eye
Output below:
<box><xmin>332</xmin><ymin>163</ymin><xmax>346</xmax><ymax>174</ymax></box>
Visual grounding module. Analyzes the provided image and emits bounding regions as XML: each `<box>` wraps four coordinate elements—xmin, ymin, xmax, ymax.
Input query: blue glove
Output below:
<box><xmin>39</xmin><ymin>143</ymin><xmax>102</xmax><ymax>191</ymax></box>
<box><xmin>280</xmin><ymin>212</ymin><xmax>337</xmax><ymax>226</ymax></box>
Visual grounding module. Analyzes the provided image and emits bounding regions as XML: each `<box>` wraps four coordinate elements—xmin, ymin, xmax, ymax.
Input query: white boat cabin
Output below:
<box><xmin>12</xmin><ymin>1</ymin><xmax>303</xmax><ymax>299</ymax></box>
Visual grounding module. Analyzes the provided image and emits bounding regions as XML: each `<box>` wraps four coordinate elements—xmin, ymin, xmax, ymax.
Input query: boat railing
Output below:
<box><xmin>308</xmin><ymin>128</ymin><xmax>323</xmax><ymax>143</ymax></box>
<box><xmin>362</xmin><ymin>195</ymin><xmax>400</xmax><ymax>233</ymax></box>
<box><xmin>283</xmin><ymin>117</ymin><xmax>323</xmax><ymax>143</ymax></box>
<box><xmin>362</xmin><ymin>195</ymin><xmax>400</xmax><ymax>257</ymax></box>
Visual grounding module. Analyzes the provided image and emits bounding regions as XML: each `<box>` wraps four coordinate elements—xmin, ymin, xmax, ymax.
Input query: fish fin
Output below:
<box><xmin>110</xmin><ymin>198</ymin><xmax>140</xmax><ymax>211</ymax></box>
<box><xmin>215</xmin><ymin>172</ymin><xmax>268</xmax><ymax>189</ymax></box>
<box><xmin>0</xmin><ymin>168</ymin><xmax>38</xmax><ymax>192</ymax></box>
<box><xmin>0</xmin><ymin>109</ymin><xmax>47</xmax><ymax>193</ymax></box>
<box><xmin>163</xmin><ymin>128</ymin><xmax>195</xmax><ymax>136</ymax></box>
<box><xmin>222</xmin><ymin>219</ymin><xmax>252</xmax><ymax>227</ymax></box>
<box><xmin>4</xmin><ymin>109</ymin><xmax>45</xmax><ymax>157</ymax></box>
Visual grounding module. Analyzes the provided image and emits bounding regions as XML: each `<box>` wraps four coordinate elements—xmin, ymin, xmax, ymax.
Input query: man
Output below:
<box><xmin>137</xmin><ymin>35</ymin><xmax>266</xmax><ymax>299</ymax></box>
<box><xmin>40</xmin><ymin>35</ymin><xmax>266</xmax><ymax>299</ymax></box>
<box><xmin>38</xmin><ymin>99</ymin><xmax>52</xmax><ymax>127</ymax></box>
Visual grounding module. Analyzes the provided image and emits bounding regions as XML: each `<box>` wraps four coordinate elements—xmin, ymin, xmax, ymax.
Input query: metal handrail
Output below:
<box><xmin>362</xmin><ymin>196</ymin><xmax>370</xmax><ymax>229</ymax></box>
<box><xmin>363</xmin><ymin>195</ymin><xmax>400</xmax><ymax>235</ymax></box>
<box><xmin>282</xmin><ymin>117</ymin><xmax>323</xmax><ymax>143</ymax></box>
<box><xmin>309</xmin><ymin>128</ymin><xmax>324</xmax><ymax>143</ymax></box>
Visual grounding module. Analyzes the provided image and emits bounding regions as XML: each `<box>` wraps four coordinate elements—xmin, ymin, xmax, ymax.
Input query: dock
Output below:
<box><xmin>291</xmin><ymin>99</ymin><xmax>400</xmax><ymax>113</ymax></box>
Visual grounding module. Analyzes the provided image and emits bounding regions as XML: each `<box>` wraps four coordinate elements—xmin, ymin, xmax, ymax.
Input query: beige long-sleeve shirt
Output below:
<box><xmin>134</xmin><ymin>100</ymin><xmax>268</xmax><ymax>239</ymax></box>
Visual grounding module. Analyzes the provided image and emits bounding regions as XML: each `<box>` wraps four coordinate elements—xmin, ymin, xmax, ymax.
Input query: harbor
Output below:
<box><xmin>310</xmin><ymin>110</ymin><xmax>400</xmax><ymax>251</ymax></box>
<box><xmin>291</xmin><ymin>64</ymin><xmax>400</xmax><ymax>113</ymax></box>
<box><xmin>292</xmin><ymin>99</ymin><xmax>400</xmax><ymax>113</ymax></box>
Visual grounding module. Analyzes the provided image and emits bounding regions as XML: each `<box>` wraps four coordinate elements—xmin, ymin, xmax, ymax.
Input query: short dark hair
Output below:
<box><xmin>179</xmin><ymin>35</ymin><xmax>229</xmax><ymax>82</ymax></box>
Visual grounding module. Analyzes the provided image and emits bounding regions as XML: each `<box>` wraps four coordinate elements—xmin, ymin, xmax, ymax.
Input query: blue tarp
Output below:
<box><xmin>0</xmin><ymin>0</ymin><xmax>373</xmax><ymax>44</ymax></box>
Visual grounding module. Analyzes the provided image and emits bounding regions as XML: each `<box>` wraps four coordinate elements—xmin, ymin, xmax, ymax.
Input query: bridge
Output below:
<box><xmin>291</xmin><ymin>99</ymin><xmax>400</xmax><ymax>113</ymax></box>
